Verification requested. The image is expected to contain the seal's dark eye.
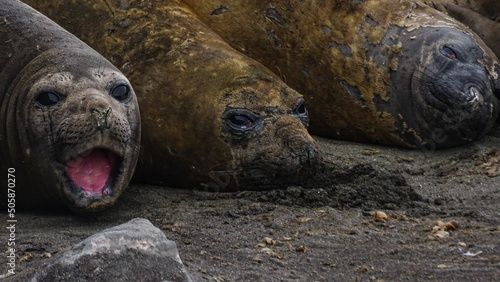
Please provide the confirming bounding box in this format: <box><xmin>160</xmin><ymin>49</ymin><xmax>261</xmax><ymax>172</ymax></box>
<box><xmin>293</xmin><ymin>98</ymin><xmax>307</xmax><ymax>117</ymax></box>
<box><xmin>229</xmin><ymin>114</ymin><xmax>254</xmax><ymax>129</ymax></box>
<box><xmin>111</xmin><ymin>84</ymin><xmax>131</xmax><ymax>102</ymax></box>
<box><xmin>443</xmin><ymin>46</ymin><xmax>458</xmax><ymax>59</ymax></box>
<box><xmin>35</xmin><ymin>92</ymin><xmax>62</xmax><ymax>107</ymax></box>
<box><xmin>225</xmin><ymin>110</ymin><xmax>259</xmax><ymax>133</ymax></box>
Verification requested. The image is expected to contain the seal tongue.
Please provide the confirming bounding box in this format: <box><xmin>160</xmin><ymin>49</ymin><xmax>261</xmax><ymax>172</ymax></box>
<box><xmin>65</xmin><ymin>149</ymin><xmax>116</xmax><ymax>194</ymax></box>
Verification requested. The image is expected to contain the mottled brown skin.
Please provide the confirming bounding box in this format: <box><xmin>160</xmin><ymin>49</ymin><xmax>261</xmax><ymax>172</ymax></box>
<box><xmin>184</xmin><ymin>0</ymin><xmax>500</xmax><ymax>149</ymax></box>
<box><xmin>24</xmin><ymin>0</ymin><xmax>319</xmax><ymax>191</ymax></box>
<box><xmin>1</xmin><ymin>0</ymin><xmax>140</xmax><ymax>212</ymax></box>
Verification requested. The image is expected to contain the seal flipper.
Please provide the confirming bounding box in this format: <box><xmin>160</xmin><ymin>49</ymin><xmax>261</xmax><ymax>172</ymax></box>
<box><xmin>66</xmin><ymin>149</ymin><xmax>116</xmax><ymax>194</ymax></box>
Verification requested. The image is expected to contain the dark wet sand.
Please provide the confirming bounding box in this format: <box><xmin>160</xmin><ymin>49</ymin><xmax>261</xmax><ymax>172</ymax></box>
<box><xmin>3</xmin><ymin>135</ymin><xmax>500</xmax><ymax>281</ymax></box>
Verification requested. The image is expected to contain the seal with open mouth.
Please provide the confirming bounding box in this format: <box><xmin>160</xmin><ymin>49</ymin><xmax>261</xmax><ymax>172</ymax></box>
<box><xmin>23</xmin><ymin>0</ymin><xmax>319</xmax><ymax>191</ymax></box>
<box><xmin>183</xmin><ymin>0</ymin><xmax>500</xmax><ymax>149</ymax></box>
<box><xmin>0</xmin><ymin>0</ymin><xmax>140</xmax><ymax>211</ymax></box>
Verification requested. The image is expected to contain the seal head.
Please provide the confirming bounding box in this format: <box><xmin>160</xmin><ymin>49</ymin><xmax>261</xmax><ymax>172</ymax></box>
<box><xmin>385</xmin><ymin>25</ymin><xmax>500</xmax><ymax>148</ymax></box>
<box><xmin>217</xmin><ymin>77</ymin><xmax>318</xmax><ymax>190</ymax></box>
<box><xmin>1</xmin><ymin>0</ymin><xmax>140</xmax><ymax>212</ymax></box>
<box><xmin>9</xmin><ymin>48</ymin><xmax>140</xmax><ymax>212</ymax></box>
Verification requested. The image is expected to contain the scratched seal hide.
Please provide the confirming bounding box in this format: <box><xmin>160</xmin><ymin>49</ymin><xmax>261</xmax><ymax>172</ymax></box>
<box><xmin>0</xmin><ymin>0</ymin><xmax>140</xmax><ymax>212</ymax></box>
<box><xmin>24</xmin><ymin>0</ymin><xmax>320</xmax><ymax>191</ymax></box>
<box><xmin>426</xmin><ymin>0</ymin><xmax>500</xmax><ymax>61</ymax></box>
<box><xmin>185</xmin><ymin>0</ymin><xmax>500</xmax><ymax>149</ymax></box>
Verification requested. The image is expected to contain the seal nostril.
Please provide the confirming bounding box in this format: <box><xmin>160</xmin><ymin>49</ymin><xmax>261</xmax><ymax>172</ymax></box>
<box><xmin>307</xmin><ymin>144</ymin><xmax>315</xmax><ymax>166</ymax></box>
<box><xmin>92</xmin><ymin>107</ymin><xmax>113</xmax><ymax>130</ymax></box>
<box><xmin>467</xmin><ymin>86</ymin><xmax>480</xmax><ymax>102</ymax></box>
<box><xmin>293</xmin><ymin>98</ymin><xmax>307</xmax><ymax>118</ymax></box>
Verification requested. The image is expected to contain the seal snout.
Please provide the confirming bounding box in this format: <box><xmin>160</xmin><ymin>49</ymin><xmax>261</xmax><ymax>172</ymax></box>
<box><xmin>287</xmin><ymin>131</ymin><xmax>320</xmax><ymax>167</ymax></box>
<box><xmin>276</xmin><ymin>116</ymin><xmax>321</xmax><ymax>169</ymax></box>
<box><xmin>306</xmin><ymin>141</ymin><xmax>320</xmax><ymax>167</ymax></box>
<box><xmin>55</xmin><ymin>91</ymin><xmax>134</xmax><ymax>205</ymax></box>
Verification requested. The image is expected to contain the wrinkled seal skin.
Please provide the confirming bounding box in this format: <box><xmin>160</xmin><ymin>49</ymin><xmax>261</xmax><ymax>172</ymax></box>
<box><xmin>427</xmin><ymin>0</ymin><xmax>500</xmax><ymax>60</ymax></box>
<box><xmin>184</xmin><ymin>0</ymin><xmax>500</xmax><ymax>149</ymax></box>
<box><xmin>24</xmin><ymin>0</ymin><xmax>320</xmax><ymax>191</ymax></box>
<box><xmin>0</xmin><ymin>0</ymin><xmax>140</xmax><ymax>212</ymax></box>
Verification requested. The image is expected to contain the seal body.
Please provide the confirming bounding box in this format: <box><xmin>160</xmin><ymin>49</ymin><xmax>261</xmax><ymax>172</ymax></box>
<box><xmin>1</xmin><ymin>0</ymin><xmax>140</xmax><ymax>211</ymax></box>
<box><xmin>24</xmin><ymin>0</ymin><xmax>320</xmax><ymax>191</ymax></box>
<box><xmin>184</xmin><ymin>0</ymin><xmax>500</xmax><ymax>149</ymax></box>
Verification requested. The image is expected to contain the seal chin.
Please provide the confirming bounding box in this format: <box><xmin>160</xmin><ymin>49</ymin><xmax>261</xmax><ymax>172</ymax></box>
<box><xmin>237</xmin><ymin>148</ymin><xmax>318</xmax><ymax>189</ymax></box>
<box><xmin>62</xmin><ymin>148</ymin><xmax>124</xmax><ymax>211</ymax></box>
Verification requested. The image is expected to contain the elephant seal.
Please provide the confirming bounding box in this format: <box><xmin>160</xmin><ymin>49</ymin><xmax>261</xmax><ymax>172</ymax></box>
<box><xmin>24</xmin><ymin>0</ymin><xmax>319</xmax><ymax>191</ymax></box>
<box><xmin>0</xmin><ymin>0</ymin><xmax>140</xmax><ymax>212</ymax></box>
<box><xmin>184</xmin><ymin>0</ymin><xmax>500</xmax><ymax>149</ymax></box>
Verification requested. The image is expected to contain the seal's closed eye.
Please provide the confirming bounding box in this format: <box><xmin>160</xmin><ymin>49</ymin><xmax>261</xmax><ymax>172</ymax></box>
<box><xmin>443</xmin><ymin>46</ymin><xmax>458</xmax><ymax>59</ymax></box>
<box><xmin>35</xmin><ymin>91</ymin><xmax>62</xmax><ymax>107</ymax></box>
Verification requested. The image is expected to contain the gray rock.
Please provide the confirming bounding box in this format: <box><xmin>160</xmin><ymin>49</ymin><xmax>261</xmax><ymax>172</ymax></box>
<box><xmin>31</xmin><ymin>218</ymin><xmax>196</xmax><ymax>282</ymax></box>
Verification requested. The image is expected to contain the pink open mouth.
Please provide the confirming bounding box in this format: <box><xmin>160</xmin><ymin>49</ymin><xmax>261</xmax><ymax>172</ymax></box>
<box><xmin>65</xmin><ymin>149</ymin><xmax>117</xmax><ymax>195</ymax></box>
